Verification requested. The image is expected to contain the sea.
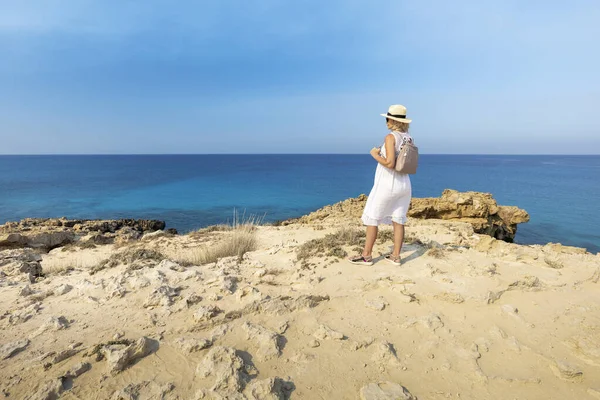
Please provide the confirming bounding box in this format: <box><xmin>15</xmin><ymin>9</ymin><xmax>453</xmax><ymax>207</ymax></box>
<box><xmin>0</xmin><ymin>155</ymin><xmax>598</xmax><ymax>253</ymax></box>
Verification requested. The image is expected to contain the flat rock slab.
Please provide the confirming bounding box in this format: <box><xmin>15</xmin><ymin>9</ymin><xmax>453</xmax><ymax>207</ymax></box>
<box><xmin>550</xmin><ymin>360</ymin><xmax>583</xmax><ymax>381</ymax></box>
<box><xmin>360</xmin><ymin>382</ymin><xmax>416</xmax><ymax>400</ymax></box>
<box><xmin>102</xmin><ymin>336</ymin><xmax>157</xmax><ymax>374</ymax></box>
<box><xmin>174</xmin><ymin>337</ymin><xmax>212</xmax><ymax>353</ymax></box>
<box><xmin>1</xmin><ymin>339</ymin><xmax>30</xmax><ymax>360</ymax></box>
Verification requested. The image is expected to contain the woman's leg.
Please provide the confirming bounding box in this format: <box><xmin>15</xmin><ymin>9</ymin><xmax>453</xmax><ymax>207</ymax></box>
<box><xmin>363</xmin><ymin>225</ymin><xmax>378</xmax><ymax>257</ymax></box>
<box><xmin>391</xmin><ymin>222</ymin><xmax>405</xmax><ymax>256</ymax></box>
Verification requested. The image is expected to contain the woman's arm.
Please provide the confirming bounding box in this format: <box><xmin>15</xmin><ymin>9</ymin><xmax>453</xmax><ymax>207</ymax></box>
<box><xmin>369</xmin><ymin>134</ymin><xmax>396</xmax><ymax>169</ymax></box>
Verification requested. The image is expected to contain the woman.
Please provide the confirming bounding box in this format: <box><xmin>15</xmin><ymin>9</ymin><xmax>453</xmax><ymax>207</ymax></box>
<box><xmin>349</xmin><ymin>104</ymin><xmax>413</xmax><ymax>266</ymax></box>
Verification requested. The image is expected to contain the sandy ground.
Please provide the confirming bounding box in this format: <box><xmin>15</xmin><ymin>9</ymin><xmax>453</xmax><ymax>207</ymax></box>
<box><xmin>1</xmin><ymin>218</ymin><xmax>600</xmax><ymax>399</ymax></box>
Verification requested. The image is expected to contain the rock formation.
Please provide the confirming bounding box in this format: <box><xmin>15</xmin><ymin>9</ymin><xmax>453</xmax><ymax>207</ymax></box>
<box><xmin>281</xmin><ymin>189</ymin><xmax>530</xmax><ymax>242</ymax></box>
<box><xmin>0</xmin><ymin>218</ymin><xmax>174</xmax><ymax>251</ymax></box>
<box><xmin>409</xmin><ymin>189</ymin><xmax>530</xmax><ymax>241</ymax></box>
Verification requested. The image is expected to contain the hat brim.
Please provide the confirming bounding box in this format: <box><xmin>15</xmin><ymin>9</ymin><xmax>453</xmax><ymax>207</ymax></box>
<box><xmin>381</xmin><ymin>114</ymin><xmax>411</xmax><ymax>123</ymax></box>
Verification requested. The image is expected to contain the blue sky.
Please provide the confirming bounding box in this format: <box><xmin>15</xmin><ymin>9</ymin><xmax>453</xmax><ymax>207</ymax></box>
<box><xmin>1</xmin><ymin>1</ymin><xmax>599</xmax><ymax>154</ymax></box>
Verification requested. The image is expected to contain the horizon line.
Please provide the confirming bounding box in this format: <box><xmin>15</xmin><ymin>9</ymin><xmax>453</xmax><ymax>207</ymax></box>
<box><xmin>1</xmin><ymin>153</ymin><xmax>599</xmax><ymax>157</ymax></box>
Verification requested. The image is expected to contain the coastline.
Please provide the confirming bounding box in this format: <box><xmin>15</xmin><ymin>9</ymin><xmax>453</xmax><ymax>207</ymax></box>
<box><xmin>3</xmin><ymin>154</ymin><xmax>599</xmax><ymax>253</ymax></box>
<box><xmin>1</xmin><ymin>191</ymin><xmax>599</xmax><ymax>399</ymax></box>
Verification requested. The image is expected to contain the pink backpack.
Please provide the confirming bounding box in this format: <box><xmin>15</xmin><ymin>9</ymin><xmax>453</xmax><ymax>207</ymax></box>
<box><xmin>394</xmin><ymin>135</ymin><xmax>419</xmax><ymax>174</ymax></box>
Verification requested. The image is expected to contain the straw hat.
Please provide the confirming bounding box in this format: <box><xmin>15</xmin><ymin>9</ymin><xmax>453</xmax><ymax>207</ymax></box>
<box><xmin>380</xmin><ymin>104</ymin><xmax>412</xmax><ymax>123</ymax></box>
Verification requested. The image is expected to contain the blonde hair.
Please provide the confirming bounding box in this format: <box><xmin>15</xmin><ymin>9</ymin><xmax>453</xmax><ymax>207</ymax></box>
<box><xmin>386</xmin><ymin>119</ymin><xmax>409</xmax><ymax>133</ymax></box>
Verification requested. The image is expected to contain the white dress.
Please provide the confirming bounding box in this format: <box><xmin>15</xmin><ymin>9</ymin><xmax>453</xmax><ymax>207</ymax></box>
<box><xmin>361</xmin><ymin>131</ymin><xmax>412</xmax><ymax>226</ymax></box>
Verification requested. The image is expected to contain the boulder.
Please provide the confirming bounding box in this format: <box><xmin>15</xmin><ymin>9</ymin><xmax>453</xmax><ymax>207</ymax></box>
<box><xmin>0</xmin><ymin>248</ymin><xmax>43</xmax><ymax>282</ymax></box>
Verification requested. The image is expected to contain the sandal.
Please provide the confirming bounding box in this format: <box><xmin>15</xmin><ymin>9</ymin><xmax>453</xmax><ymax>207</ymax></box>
<box><xmin>348</xmin><ymin>254</ymin><xmax>374</xmax><ymax>266</ymax></box>
<box><xmin>385</xmin><ymin>254</ymin><xmax>401</xmax><ymax>266</ymax></box>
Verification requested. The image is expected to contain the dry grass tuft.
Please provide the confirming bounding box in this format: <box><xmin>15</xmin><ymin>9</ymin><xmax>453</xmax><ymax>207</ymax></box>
<box><xmin>404</xmin><ymin>234</ymin><xmax>424</xmax><ymax>246</ymax></box>
<box><xmin>90</xmin><ymin>248</ymin><xmax>165</xmax><ymax>274</ymax></box>
<box><xmin>297</xmin><ymin>226</ymin><xmax>366</xmax><ymax>262</ymax></box>
<box><xmin>42</xmin><ymin>254</ymin><xmax>104</xmax><ymax>275</ymax></box>
<box><xmin>426</xmin><ymin>246</ymin><xmax>446</xmax><ymax>259</ymax></box>
<box><xmin>377</xmin><ymin>229</ymin><xmax>394</xmax><ymax>244</ymax></box>
<box><xmin>544</xmin><ymin>256</ymin><xmax>564</xmax><ymax>269</ymax></box>
<box><xmin>176</xmin><ymin>213</ymin><xmax>262</xmax><ymax>266</ymax></box>
<box><xmin>190</xmin><ymin>224</ymin><xmax>233</xmax><ymax>238</ymax></box>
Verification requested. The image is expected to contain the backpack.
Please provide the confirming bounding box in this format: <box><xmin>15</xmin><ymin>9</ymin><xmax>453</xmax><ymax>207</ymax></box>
<box><xmin>394</xmin><ymin>135</ymin><xmax>419</xmax><ymax>174</ymax></box>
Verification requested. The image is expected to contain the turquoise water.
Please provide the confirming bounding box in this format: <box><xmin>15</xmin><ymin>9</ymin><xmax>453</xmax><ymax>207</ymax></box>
<box><xmin>0</xmin><ymin>155</ymin><xmax>598</xmax><ymax>253</ymax></box>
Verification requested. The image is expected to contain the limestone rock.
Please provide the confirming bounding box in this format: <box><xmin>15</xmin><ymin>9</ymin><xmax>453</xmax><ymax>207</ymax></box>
<box><xmin>7</xmin><ymin>302</ymin><xmax>42</xmax><ymax>325</ymax></box>
<box><xmin>174</xmin><ymin>337</ymin><xmax>212</xmax><ymax>353</ymax></box>
<box><xmin>219</xmin><ymin>275</ymin><xmax>239</xmax><ymax>294</ymax></box>
<box><xmin>236</xmin><ymin>286</ymin><xmax>264</xmax><ymax>303</ymax></box>
<box><xmin>242</xmin><ymin>322</ymin><xmax>281</xmax><ymax>361</ymax></box>
<box><xmin>49</xmin><ymin>343</ymin><xmax>83</xmax><ymax>364</ymax></box>
<box><xmin>143</xmin><ymin>285</ymin><xmax>179</xmax><ymax>308</ymax></box>
<box><xmin>0</xmin><ymin>218</ymin><xmax>169</xmax><ymax>251</ymax></box>
<box><xmin>31</xmin><ymin>316</ymin><xmax>70</xmax><ymax>337</ymax></box>
<box><xmin>1</xmin><ymin>339</ymin><xmax>30</xmax><ymax>360</ymax></box>
<box><xmin>102</xmin><ymin>337</ymin><xmax>157</xmax><ymax>374</ymax></box>
<box><xmin>486</xmin><ymin>290</ymin><xmax>505</xmax><ymax>304</ymax></box>
<box><xmin>0</xmin><ymin>230</ymin><xmax>74</xmax><ymax>251</ymax></box>
<box><xmin>550</xmin><ymin>360</ymin><xmax>583</xmax><ymax>381</ymax></box>
<box><xmin>184</xmin><ymin>293</ymin><xmax>203</xmax><ymax>307</ymax></box>
<box><xmin>313</xmin><ymin>325</ymin><xmax>345</xmax><ymax>340</ymax></box>
<box><xmin>565</xmin><ymin>335</ymin><xmax>600</xmax><ymax>366</ymax></box>
<box><xmin>507</xmin><ymin>276</ymin><xmax>543</xmax><ymax>291</ymax></box>
<box><xmin>105</xmin><ymin>282</ymin><xmax>127</xmax><ymax>299</ymax></box>
<box><xmin>26</xmin><ymin>379</ymin><xmax>64</xmax><ymax>400</ymax></box>
<box><xmin>365</xmin><ymin>297</ymin><xmax>387</xmax><ymax>311</ymax></box>
<box><xmin>19</xmin><ymin>285</ymin><xmax>35</xmax><ymax>297</ymax></box>
<box><xmin>245</xmin><ymin>378</ymin><xmax>290</xmax><ymax>400</ymax></box>
<box><xmin>112</xmin><ymin>381</ymin><xmax>175</xmax><ymax>400</ymax></box>
<box><xmin>360</xmin><ymin>381</ymin><xmax>416</xmax><ymax>400</ymax></box>
<box><xmin>158</xmin><ymin>259</ymin><xmax>185</xmax><ymax>271</ymax></box>
<box><xmin>0</xmin><ymin>249</ymin><xmax>43</xmax><ymax>282</ymax></box>
<box><xmin>53</xmin><ymin>284</ymin><xmax>73</xmax><ymax>296</ymax></box>
<box><xmin>274</xmin><ymin>321</ymin><xmax>289</xmax><ymax>334</ymax></box>
<box><xmin>419</xmin><ymin>314</ymin><xmax>444</xmax><ymax>332</ymax></box>
<box><xmin>434</xmin><ymin>292</ymin><xmax>465</xmax><ymax>304</ymax></box>
<box><xmin>193</xmin><ymin>305</ymin><xmax>222</xmax><ymax>323</ymax></box>
<box><xmin>280</xmin><ymin>189</ymin><xmax>529</xmax><ymax>242</ymax></box>
<box><xmin>64</xmin><ymin>362</ymin><xmax>91</xmax><ymax>378</ymax></box>
<box><xmin>196</xmin><ymin>346</ymin><xmax>247</xmax><ymax>395</ymax></box>
<box><xmin>372</xmin><ymin>341</ymin><xmax>401</xmax><ymax>365</ymax></box>
<box><xmin>114</xmin><ymin>227</ymin><xmax>142</xmax><ymax>244</ymax></box>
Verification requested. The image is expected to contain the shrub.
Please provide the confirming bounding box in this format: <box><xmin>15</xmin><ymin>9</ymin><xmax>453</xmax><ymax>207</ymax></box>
<box><xmin>296</xmin><ymin>227</ymin><xmax>366</xmax><ymax>261</ymax></box>
<box><xmin>426</xmin><ymin>247</ymin><xmax>446</xmax><ymax>259</ymax></box>
<box><xmin>90</xmin><ymin>248</ymin><xmax>165</xmax><ymax>274</ymax></box>
<box><xmin>377</xmin><ymin>230</ymin><xmax>394</xmax><ymax>244</ymax></box>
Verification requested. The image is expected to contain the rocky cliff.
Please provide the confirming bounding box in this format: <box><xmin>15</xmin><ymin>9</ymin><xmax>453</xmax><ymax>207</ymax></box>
<box><xmin>0</xmin><ymin>218</ymin><xmax>172</xmax><ymax>252</ymax></box>
<box><xmin>281</xmin><ymin>189</ymin><xmax>530</xmax><ymax>242</ymax></box>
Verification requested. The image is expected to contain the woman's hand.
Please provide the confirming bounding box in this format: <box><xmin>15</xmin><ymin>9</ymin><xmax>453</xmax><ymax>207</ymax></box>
<box><xmin>370</xmin><ymin>147</ymin><xmax>381</xmax><ymax>157</ymax></box>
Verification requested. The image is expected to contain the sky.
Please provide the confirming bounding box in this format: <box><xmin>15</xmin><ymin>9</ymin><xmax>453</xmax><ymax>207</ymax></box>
<box><xmin>1</xmin><ymin>0</ymin><xmax>599</xmax><ymax>154</ymax></box>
